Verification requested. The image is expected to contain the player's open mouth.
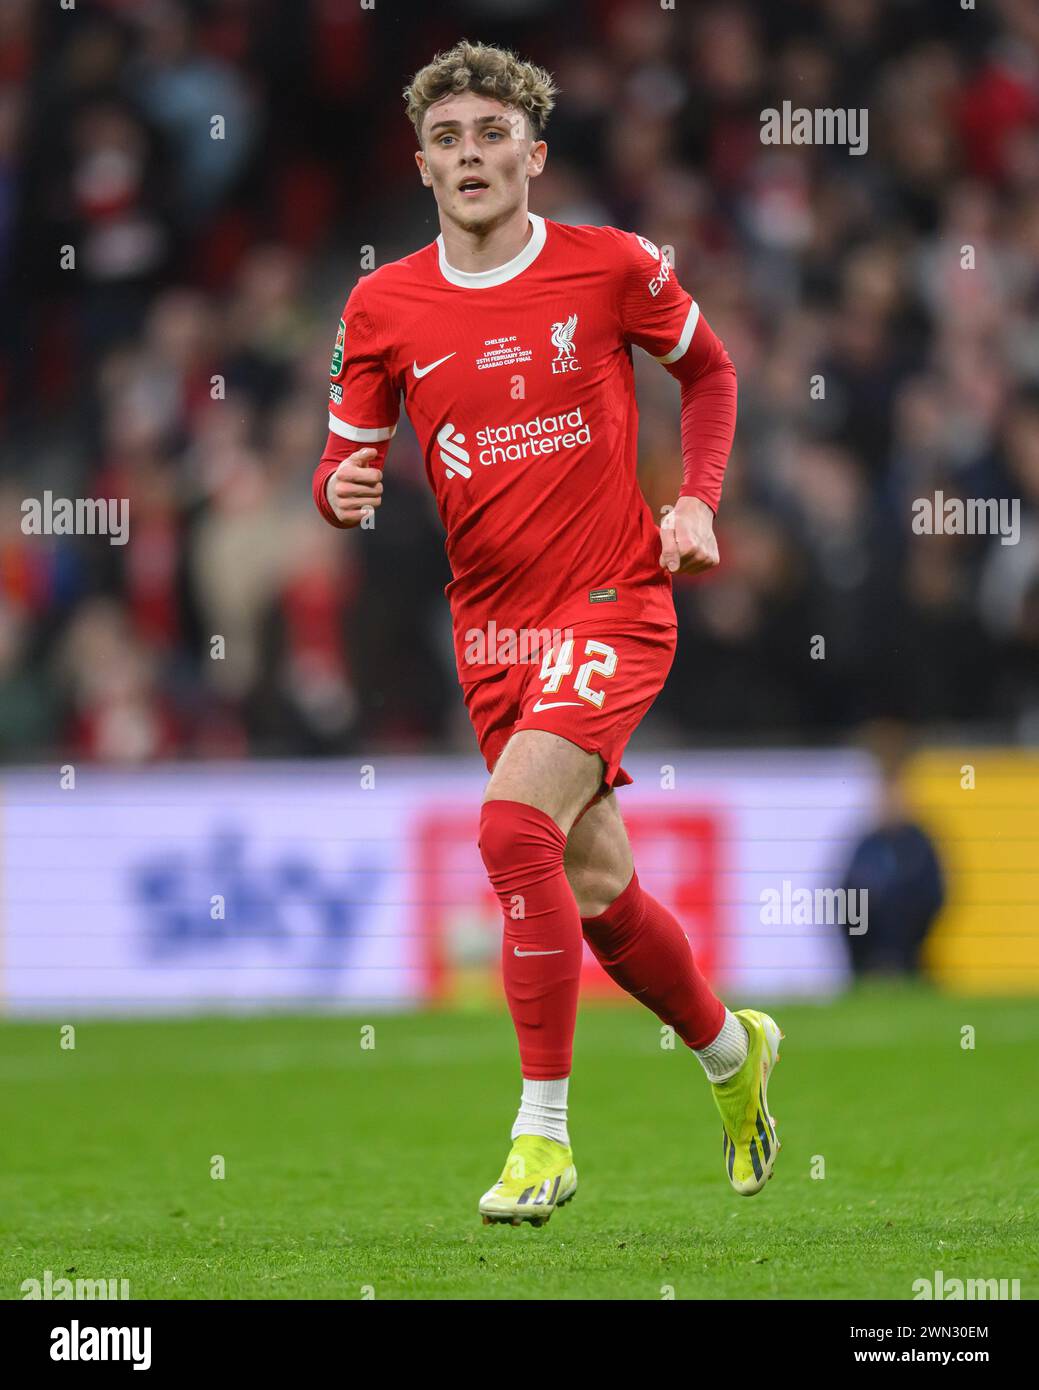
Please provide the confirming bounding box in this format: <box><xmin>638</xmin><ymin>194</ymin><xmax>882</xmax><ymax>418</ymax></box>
<box><xmin>458</xmin><ymin>178</ymin><xmax>489</xmax><ymax>196</ymax></box>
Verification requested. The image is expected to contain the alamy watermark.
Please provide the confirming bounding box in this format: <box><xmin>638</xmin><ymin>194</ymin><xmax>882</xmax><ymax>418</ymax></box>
<box><xmin>463</xmin><ymin>622</ymin><xmax>574</xmax><ymax>667</ymax></box>
<box><xmin>50</xmin><ymin>1321</ymin><xmax>151</xmax><ymax>1370</ymax></box>
<box><xmin>760</xmin><ymin>881</ymin><xmax>868</xmax><ymax>934</ymax></box>
<box><xmin>21</xmin><ymin>492</ymin><xmax>129</xmax><ymax>546</ymax></box>
<box><xmin>21</xmin><ymin>1268</ymin><xmax>130</xmax><ymax>1299</ymax></box>
<box><xmin>913</xmin><ymin>1269</ymin><xmax>1020</xmax><ymax>1300</ymax></box>
<box><xmin>760</xmin><ymin>101</ymin><xmax>868</xmax><ymax>156</ymax></box>
<box><xmin>911</xmin><ymin>493</ymin><xmax>1020</xmax><ymax>545</ymax></box>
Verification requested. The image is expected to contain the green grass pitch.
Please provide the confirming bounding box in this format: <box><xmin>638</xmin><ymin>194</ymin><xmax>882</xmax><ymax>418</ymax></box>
<box><xmin>1</xmin><ymin>985</ymin><xmax>1035</xmax><ymax>1300</ymax></box>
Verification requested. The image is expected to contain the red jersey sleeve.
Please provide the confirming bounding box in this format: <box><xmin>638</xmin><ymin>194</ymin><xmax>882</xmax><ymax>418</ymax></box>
<box><xmin>327</xmin><ymin>282</ymin><xmax>399</xmax><ymax>446</ymax></box>
<box><xmin>611</xmin><ymin>229</ymin><xmax>737</xmax><ymax>513</ymax></box>
<box><xmin>314</xmin><ymin>282</ymin><xmax>398</xmax><ymax>527</ymax></box>
<box><xmin>612</xmin><ymin>229</ymin><xmax>700</xmax><ymax>365</ymax></box>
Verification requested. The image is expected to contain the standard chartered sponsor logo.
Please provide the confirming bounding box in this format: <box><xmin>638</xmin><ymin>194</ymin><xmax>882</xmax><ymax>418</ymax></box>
<box><xmin>475</xmin><ymin>406</ymin><xmax>591</xmax><ymax>467</ymax></box>
<box><xmin>436</xmin><ymin>422</ymin><xmax>472</xmax><ymax>479</ymax></box>
<box><xmin>438</xmin><ymin>407</ymin><xmax>592</xmax><ymax>480</ymax></box>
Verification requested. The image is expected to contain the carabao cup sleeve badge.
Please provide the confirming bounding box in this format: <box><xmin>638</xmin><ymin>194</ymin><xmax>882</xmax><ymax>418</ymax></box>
<box><xmin>330</xmin><ymin>318</ymin><xmax>346</xmax><ymax>378</ymax></box>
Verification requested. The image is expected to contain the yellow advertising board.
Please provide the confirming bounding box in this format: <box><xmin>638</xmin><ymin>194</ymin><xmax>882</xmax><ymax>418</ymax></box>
<box><xmin>905</xmin><ymin>751</ymin><xmax>1039</xmax><ymax>992</ymax></box>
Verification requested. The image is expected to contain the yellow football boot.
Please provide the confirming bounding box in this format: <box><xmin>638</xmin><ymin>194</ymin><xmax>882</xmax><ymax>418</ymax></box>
<box><xmin>712</xmin><ymin>1009</ymin><xmax>784</xmax><ymax>1195</ymax></box>
<box><xmin>479</xmin><ymin>1134</ymin><xmax>577</xmax><ymax>1227</ymax></box>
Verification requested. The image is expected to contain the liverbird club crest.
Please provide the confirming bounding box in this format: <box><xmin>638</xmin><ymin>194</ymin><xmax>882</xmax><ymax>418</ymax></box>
<box><xmin>550</xmin><ymin>313</ymin><xmax>581</xmax><ymax>374</ymax></box>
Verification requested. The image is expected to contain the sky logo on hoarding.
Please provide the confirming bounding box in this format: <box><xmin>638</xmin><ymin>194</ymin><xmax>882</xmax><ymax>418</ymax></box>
<box><xmin>132</xmin><ymin>828</ymin><xmax>382</xmax><ymax>984</ymax></box>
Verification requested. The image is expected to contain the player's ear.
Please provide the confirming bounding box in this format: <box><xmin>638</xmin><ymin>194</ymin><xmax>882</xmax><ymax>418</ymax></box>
<box><xmin>415</xmin><ymin>149</ymin><xmax>432</xmax><ymax>186</ymax></box>
<box><xmin>527</xmin><ymin>140</ymin><xmax>547</xmax><ymax>180</ymax></box>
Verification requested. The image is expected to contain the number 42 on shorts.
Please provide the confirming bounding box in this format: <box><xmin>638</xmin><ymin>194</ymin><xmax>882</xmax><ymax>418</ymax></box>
<box><xmin>534</xmin><ymin>638</ymin><xmax>617</xmax><ymax>710</ymax></box>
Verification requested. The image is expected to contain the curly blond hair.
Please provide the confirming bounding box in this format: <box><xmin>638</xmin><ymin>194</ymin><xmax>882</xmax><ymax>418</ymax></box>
<box><xmin>404</xmin><ymin>40</ymin><xmax>557</xmax><ymax>144</ymax></box>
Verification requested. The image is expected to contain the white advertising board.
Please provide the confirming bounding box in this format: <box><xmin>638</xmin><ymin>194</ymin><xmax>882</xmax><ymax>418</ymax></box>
<box><xmin>0</xmin><ymin>752</ymin><xmax>877</xmax><ymax>1015</ymax></box>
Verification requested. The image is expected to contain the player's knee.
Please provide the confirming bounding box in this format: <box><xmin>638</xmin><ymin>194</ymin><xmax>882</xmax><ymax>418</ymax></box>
<box><xmin>477</xmin><ymin>799</ymin><xmax>511</xmax><ymax>874</ymax></box>
<box><xmin>478</xmin><ymin>798</ymin><xmax>566</xmax><ymax>882</ymax></box>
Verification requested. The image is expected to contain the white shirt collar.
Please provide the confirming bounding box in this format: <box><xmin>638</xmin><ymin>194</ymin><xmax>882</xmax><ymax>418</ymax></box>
<box><xmin>436</xmin><ymin>212</ymin><xmax>547</xmax><ymax>288</ymax></box>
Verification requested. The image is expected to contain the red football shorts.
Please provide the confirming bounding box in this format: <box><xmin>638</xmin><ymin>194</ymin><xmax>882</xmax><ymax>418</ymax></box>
<box><xmin>461</xmin><ymin>617</ymin><xmax>678</xmax><ymax>804</ymax></box>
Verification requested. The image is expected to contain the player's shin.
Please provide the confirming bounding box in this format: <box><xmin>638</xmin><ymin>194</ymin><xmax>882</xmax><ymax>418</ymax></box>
<box><xmin>580</xmin><ymin>869</ymin><xmax>726</xmax><ymax>1051</ymax></box>
<box><xmin>478</xmin><ymin>799</ymin><xmax>583</xmax><ymax>1097</ymax></box>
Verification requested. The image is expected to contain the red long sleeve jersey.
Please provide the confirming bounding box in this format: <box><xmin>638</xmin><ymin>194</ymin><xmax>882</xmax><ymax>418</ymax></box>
<box><xmin>314</xmin><ymin>213</ymin><xmax>735</xmax><ymax>684</ymax></box>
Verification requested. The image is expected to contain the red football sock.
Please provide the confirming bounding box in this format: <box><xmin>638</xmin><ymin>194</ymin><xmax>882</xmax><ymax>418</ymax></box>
<box><xmin>478</xmin><ymin>799</ymin><xmax>583</xmax><ymax>1081</ymax></box>
<box><xmin>581</xmin><ymin>870</ymin><xmax>725</xmax><ymax>1050</ymax></box>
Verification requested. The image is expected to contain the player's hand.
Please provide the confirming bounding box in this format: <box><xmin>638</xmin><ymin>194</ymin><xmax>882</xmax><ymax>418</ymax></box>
<box><xmin>325</xmin><ymin>447</ymin><xmax>383</xmax><ymax>526</ymax></box>
<box><xmin>658</xmin><ymin>496</ymin><xmax>719</xmax><ymax>574</ymax></box>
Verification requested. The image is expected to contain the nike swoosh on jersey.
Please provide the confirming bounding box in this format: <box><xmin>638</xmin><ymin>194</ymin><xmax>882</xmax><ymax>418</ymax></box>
<box><xmin>413</xmin><ymin>352</ymin><xmax>457</xmax><ymax>378</ymax></box>
<box><xmin>513</xmin><ymin>946</ymin><xmax>565</xmax><ymax>956</ymax></box>
<box><xmin>530</xmin><ymin>699</ymin><xmax>582</xmax><ymax>712</ymax></box>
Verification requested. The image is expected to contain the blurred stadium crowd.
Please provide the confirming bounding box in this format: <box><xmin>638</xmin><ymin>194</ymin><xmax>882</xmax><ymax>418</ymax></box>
<box><xmin>2</xmin><ymin>0</ymin><xmax>1039</xmax><ymax>763</ymax></box>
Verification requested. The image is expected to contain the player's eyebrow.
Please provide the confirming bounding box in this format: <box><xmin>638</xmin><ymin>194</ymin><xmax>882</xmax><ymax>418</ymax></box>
<box><xmin>428</xmin><ymin>115</ymin><xmax>510</xmax><ymax>132</ymax></box>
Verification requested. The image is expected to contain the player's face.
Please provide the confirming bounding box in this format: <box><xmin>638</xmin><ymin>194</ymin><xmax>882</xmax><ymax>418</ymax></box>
<box><xmin>415</xmin><ymin>91</ymin><xmax>546</xmax><ymax>231</ymax></box>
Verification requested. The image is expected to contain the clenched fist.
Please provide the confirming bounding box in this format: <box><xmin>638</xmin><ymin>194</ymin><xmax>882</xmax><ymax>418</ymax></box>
<box><xmin>658</xmin><ymin>495</ymin><xmax>720</xmax><ymax>575</ymax></box>
<box><xmin>325</xmin><ymin>447</ymin><xmax>383</xmax><ymax>527</ymax></box>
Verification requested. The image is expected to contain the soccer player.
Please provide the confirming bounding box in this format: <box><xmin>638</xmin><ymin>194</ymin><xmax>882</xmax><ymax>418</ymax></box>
<box><xmin>313</xmin><ymin>41</ymin><xmax>782</xmax><ymax>1225</ymax></box>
